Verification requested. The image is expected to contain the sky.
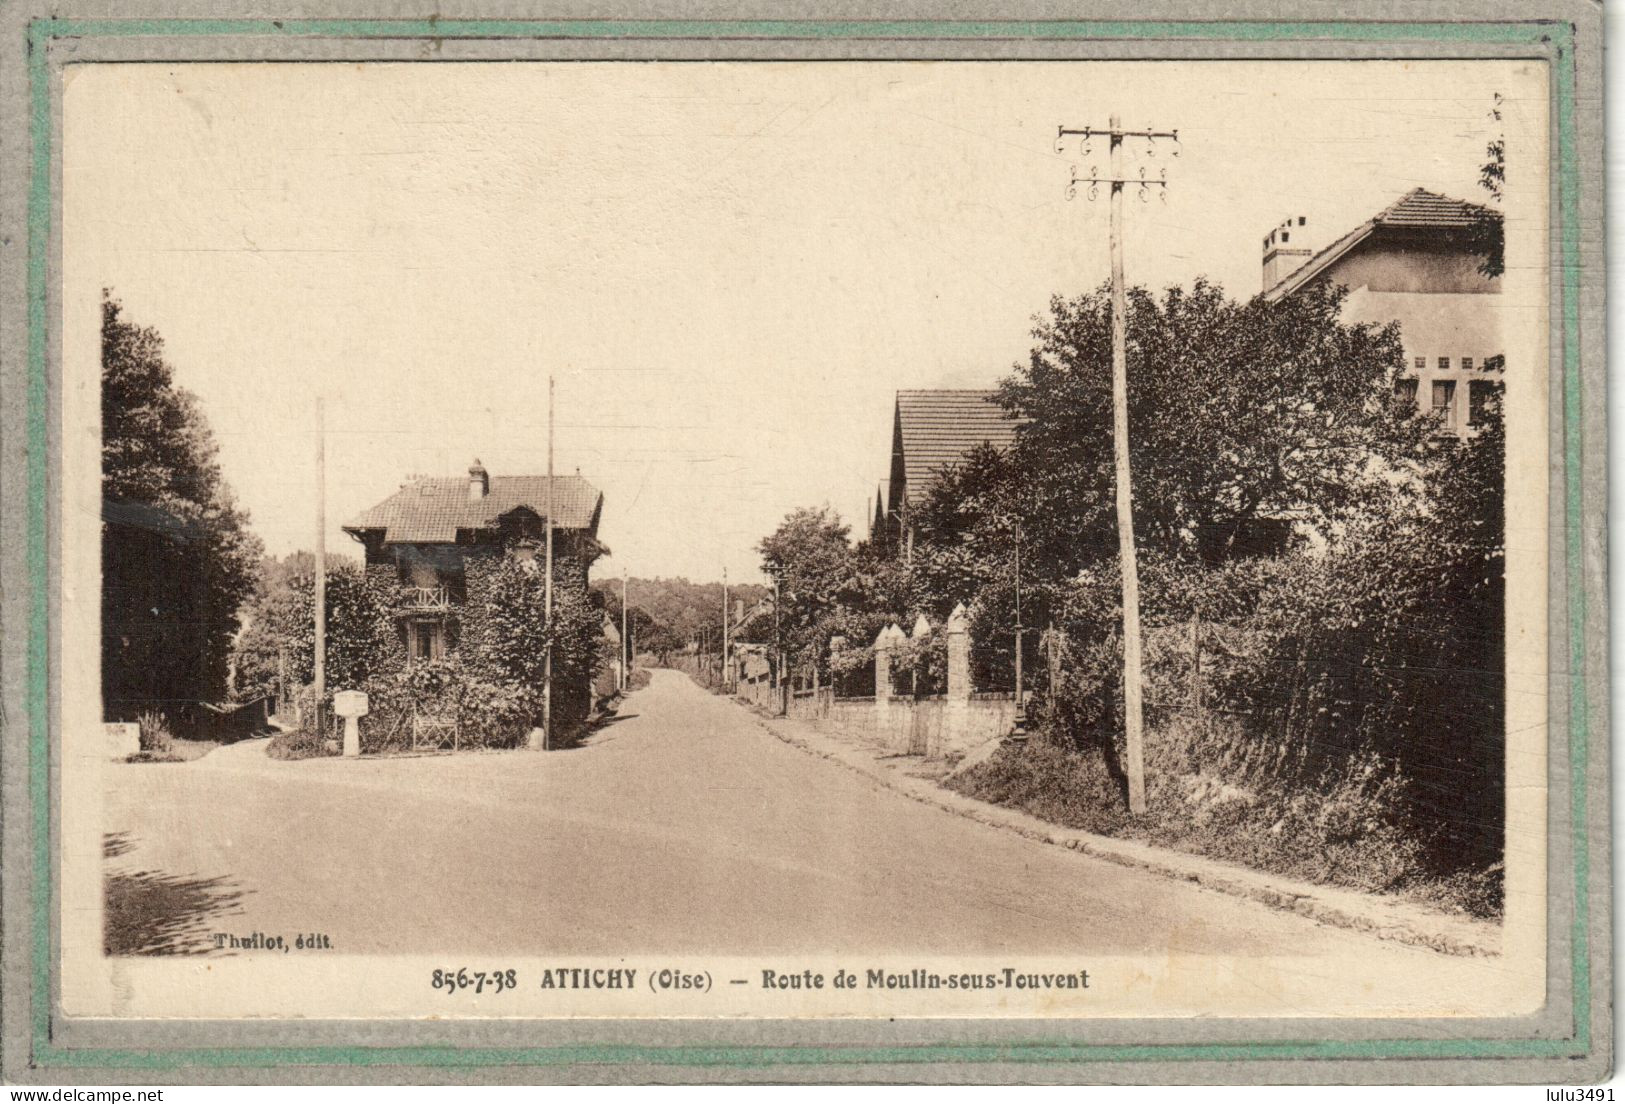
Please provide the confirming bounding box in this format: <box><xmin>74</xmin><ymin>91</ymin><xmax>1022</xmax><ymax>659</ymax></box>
<box><xmin>63</xmin><ymin>59</ymin><xmax>1546</xmax><ymax>585</ymax></box>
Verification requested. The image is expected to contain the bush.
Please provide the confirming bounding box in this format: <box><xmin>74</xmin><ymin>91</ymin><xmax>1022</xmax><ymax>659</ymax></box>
<box><xmin>136</xmin><ymin>710</ymin><xmax>174</xmax><ymax>756</ymax></box>
<box><xmin>266</xmin><ymin>727</ymin><xmax>332</xmax><ymax>760</ymax></box>
<box><xmin>947</xmin><ymin>741</ymin><xmax>1132</xmax><ymax>837</ymax></box>
<box><xmin>948</xmin><ymin>735</ymin><xmax>1501</xmax><ymax>919</ymax></box>
<box><xmin>354</xmin><ymin>660</ymin><xmax>538</xmax><ymax>753</ymax></box>
<box><xmin>1025</xmin><ymin>484</ymin><xmax>1505</xmax><ymax>901</ymax></box>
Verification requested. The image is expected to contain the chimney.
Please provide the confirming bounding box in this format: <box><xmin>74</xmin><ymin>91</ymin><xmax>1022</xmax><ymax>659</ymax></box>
<box><xmin>468</xmin><ymin>458</ymin><xmax>489</xmax><ymax>501</ymax></box>
<box><xmin>1262</xmin><ymin>215</ymin><xmax>1313</xmax><ymax>292</ymax></box>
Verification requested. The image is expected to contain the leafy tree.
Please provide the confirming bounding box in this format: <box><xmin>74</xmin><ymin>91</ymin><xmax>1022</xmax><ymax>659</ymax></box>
<box><xmin>230</xmin><ymin>555</ymin><xmax>387</xmax><ymax>702</ymax></box>
<box><xmin>1470</xmin><ymin>92</ymin><xmax>1506</xmax><ymax>280</ymax></box>
<box><xmin>757</xmin><ymin>507</ymin><xmax>858</xmax><ymax>669</ymax></box>
<box><xmin>102</xmin><ymin>292</ymin><xmax>262</xmax><ymax>716</ymax></box>
<box><xmin>590</xmin><ymin>576</ymin><xmax>769</xmax><ymax>663</ymax></box>
<box><xmin>906</xmin><ymin>443</ymin><xmax>1027</xmax><ymax>617</ymax></box>
<box><xmin>1000</xmin><ymin>279</ymin><xmax>1428</xmax><ymax>577</ymax></box>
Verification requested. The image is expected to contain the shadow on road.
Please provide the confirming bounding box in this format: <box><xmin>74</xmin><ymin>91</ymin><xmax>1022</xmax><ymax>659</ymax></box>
<box><xmin>550</xmin><ymin>694</ymin><xmax>644</xmax><ymax>751</ymax></box>
<box><xmin>103</xmin><ymin>832</ymin><xmax>249</xmax><ymax>956</ymax></box>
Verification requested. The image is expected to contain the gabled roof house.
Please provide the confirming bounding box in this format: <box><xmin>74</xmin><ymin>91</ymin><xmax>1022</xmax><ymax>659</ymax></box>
<box><xmin>343</xmin><ymin>461</ymin><xmax>604</xmax><ymax>664</ymax></box>
<box><xmin>876</xmin><ymin>389</ymin><xmax>1025</xmax><ymax>557</ymax></box>
<box><xmin>1262</xmin><ymin>187</ymin><xmax>1503</xmax><ymax>435</ymax></box>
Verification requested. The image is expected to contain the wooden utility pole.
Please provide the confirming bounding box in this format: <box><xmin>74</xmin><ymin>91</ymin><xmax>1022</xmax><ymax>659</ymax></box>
<box><xmin>721</xmin><ymin>566</ymin><xmax>730</xmax><ymax>692</ymax></box>
<box><xmin>1106</xmin><ymin>116</ymin><xmax>1145</xmax><ymax>815</ymax></box>
<box><xmin>770</xmin><ymin>569</ymin><xmax>786</xmax><ymax>716</ymax></box>
<box><xmin>621</xmin><ymin>569</ymin><xmax>629</xmax><ymax>690</ymax></box>
<box><xmin>1190</xmin><ymin>605</ymin><xmax>1203</xmax><ymax>717</ymax></box>
<box><xmin>313</xmin><ymin>396</ymin><xmax>326</xmax><ymax>738</ymax></box>
<box><xmin>1011</xmin><ymin>522</ymin><xmax>1026</xmax><ymax>739</ymax></box>
<box><xmin>1056</xmin><ymin>116</ymin><xmax>1177</xmax><ymax>815</ymax></box>
<box><xmin>542</xmin><ymin>374</ymin><xmax>555</xmax><ymax>750</ymax></box>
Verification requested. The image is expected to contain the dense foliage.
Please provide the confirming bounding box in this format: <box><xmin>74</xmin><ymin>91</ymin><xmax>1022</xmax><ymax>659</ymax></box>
<box><xmin>591</xmin><ymin>576</ymin><xmax>769</xmax><ymax>665</ymax></box>
<box><xmin>102</xmin><ymin>293</ymin><xmax>263</xmax><ymax>718</ymax></box>
<box><xmin>234</xmin><ymin>546</ymin><xmax>608</xmax><ymax>747</ymax></box>
<box><xmin>1001</xmin><ymin>279</ymin><xmax>1428</xmax><ymax>570</ymax></box>
<box><xmin>750</xmin><ymin>276</ymin><xmax>1506</xmax><ymax>907</ymax></box>
<box><xmin>463</xmin><ymin>555</ymin><xmax>606</xmax><ymax>731</ymax></box>
<box><xmin>231</xmin><ymin>553</ymin><xmax>386</xmax><ymax>702</ymax></box>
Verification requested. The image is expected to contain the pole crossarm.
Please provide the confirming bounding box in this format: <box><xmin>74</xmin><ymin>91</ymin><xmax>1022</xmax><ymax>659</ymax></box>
<box><xmin>1057</xmin><ymin>124</ymin><xmax>1179</xmax><ymax>141</ymax></box>
<box><xmin>1067</xmin><ymin>164</ymin><xmax>1169</xmax><ymax>203</ymax></box>
<box><xmin>1058</xmin><ymin>121</ymin><xmax>1177</xmax><ymax>204</ymax></box>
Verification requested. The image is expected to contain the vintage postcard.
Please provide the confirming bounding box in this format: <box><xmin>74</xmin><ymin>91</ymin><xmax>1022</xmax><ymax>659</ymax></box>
<box><xmin>0</xmin><ymin>4</ymin><xmax>1608</xmax><ymax>1086</ymax></box>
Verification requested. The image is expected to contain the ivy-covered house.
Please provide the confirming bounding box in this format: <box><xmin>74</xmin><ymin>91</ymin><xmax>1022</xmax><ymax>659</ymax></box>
<box><xmin>342</xmin><ymin>460</ymin><xmax>604</xmax><ymax>672</ymax></box>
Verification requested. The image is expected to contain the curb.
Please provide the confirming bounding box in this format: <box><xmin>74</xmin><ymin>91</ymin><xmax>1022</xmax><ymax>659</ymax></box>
<box><xmin>740</xmin><ymin>702</ymin><xmax>1500</xmax><ymax>959</ymax></box>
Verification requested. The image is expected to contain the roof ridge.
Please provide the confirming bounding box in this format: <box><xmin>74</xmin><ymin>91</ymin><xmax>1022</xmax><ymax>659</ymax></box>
<box><xmin>1265</xmin><ymin>187</ymin><xmax>1495</xmax><ymax>302</ymax></box>
<box><xmin>1374</xmin><ymin>186</ymin><xmax>1495</xmax><ymax>222</ymax></box>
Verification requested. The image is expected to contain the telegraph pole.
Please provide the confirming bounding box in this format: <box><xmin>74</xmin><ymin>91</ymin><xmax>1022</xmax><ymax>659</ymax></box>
<box><xmin>768</xmin><ymin>567</ymin><xmax>785</xmax><ymax>716</ymax></box>
<box><xmin>621</xmin><ymin>569</ymin><xmax>629</xmax><ymax>691</ymax></box>
<box><xmin>1056</xmin><ymin>116</ymin><xmax>1178</xmax><ymax>815</ymax></box>
<box><xmin>721</xmin><ymin>566</ymin><xmax>730</xmax><ymax>692</ymax></box>
<box><xmin>1011</xmin><ymin>522</ymin><xmax>1025</xmax><ymax>740</ymax></box>
<box><xmin>313</xmin><ymin>397</ymin><xmax>326</xmax><ymax>737</ymax></box>
<box><xmin>541</xmin><ymin>374</ymin><xmax>555</xmax><ymax>751</ymax></box>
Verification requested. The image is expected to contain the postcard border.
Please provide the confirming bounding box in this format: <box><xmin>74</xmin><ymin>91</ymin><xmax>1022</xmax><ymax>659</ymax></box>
<box><xmin>9</xmin><ymin>11</ymin><xmax>1605</xmax><ymax>1082</ymax></box>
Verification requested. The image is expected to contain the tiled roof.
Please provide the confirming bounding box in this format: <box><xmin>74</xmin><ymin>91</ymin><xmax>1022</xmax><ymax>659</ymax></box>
<box><xmin>344</xmin><ymin>474</ymin><xmax>602</xmax><ymax>544</ymax></box>
<box><xmin>1374</xmin><ymin>187</ymin><xmax>1494</xmax><ymax>229</ymax></box>
<box><xmin>896</xmin><ymin>389</ymin><xmax>1024</xmax><ymax>505</ymax></box>
<box><xmin>1264</xmin><ymin>188</ymin><xmax>1497</xmax><ymax>302</ymax></box>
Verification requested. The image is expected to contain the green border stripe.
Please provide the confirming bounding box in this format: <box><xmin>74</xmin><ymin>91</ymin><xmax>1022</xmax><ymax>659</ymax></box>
<box><xmin>28</xmin><ymin>17</ymin><xmax>1570</xmax><ymax>43</ymax></box>
<box><xmin>1556</xmin><ymin>21</ymin><xmax>1589</xmax><ymax>1047</ymax></box>
<box><xmin>31</xmin><ymin>1036</ymin><xmax>1587</xmax><ymax>1070</ymax></box>
<box><xmin>26</xmin><ymin>9</ymin><xmax>53</xmax><ymax>1060</ymax></box>
<box><xmin>25</xmin><ymin>17</ymin><xmax>1588</xmax><ymax>1071</ymax></box>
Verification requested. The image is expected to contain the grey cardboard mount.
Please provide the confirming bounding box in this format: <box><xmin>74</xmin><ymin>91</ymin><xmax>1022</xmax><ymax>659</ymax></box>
<box><xmin>0</xmin><ymin>0</ymin><xmax>1608</xmax><ymax>1086</ymax></box>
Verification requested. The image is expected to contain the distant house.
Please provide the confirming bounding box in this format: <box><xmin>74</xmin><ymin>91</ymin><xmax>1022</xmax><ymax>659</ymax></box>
<box><xmin>343</xmin><ymin>460</ymin><xmax>604</xmax><ymax>666</ymax></box>
<box><xmin>1262</xmin><ymin>187</ymin><xmax>1504</xmax><ymax>435</ymax></box>
<box><xmin>876</xmin><ymin>389</ymin><xmax>1025</xmax><ymax>558</ymax></box>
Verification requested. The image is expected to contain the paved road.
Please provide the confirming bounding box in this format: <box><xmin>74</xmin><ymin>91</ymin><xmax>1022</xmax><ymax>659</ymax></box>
<box><xmin>105</xmin><ymin>668</ymin><xmax>1450</xmax><ymax>959</ymax></box>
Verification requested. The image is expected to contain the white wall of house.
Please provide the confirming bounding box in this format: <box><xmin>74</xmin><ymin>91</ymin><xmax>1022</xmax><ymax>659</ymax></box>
<box><xmin>1335</xmin><ymin>244</ymin><xmax>1503</xmax><ymax>435</ymax></box>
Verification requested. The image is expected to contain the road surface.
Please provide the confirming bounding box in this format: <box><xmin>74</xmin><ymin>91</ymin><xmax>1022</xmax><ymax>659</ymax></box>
<box><xmin>104</xmin><ymin>668</ymin><xmax>1451</xmax><ymax>960</ymax></box>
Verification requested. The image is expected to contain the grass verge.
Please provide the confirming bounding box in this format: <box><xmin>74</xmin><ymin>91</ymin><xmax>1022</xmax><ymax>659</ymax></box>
<box><xmin>946</xmin><ymin>739</ymin><xmax>1502</xmax><ymax>921</ymax></box>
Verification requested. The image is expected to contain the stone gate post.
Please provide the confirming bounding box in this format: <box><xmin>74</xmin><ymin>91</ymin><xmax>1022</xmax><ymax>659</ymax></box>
<box><xmin>942</xmin><ymin>603</ymin><xmax>971</xmax><ymax>757</ymax></box>
<box><xmin>874</xmin><ymin>624</ymin><xmax>900</xmax><ymax>740</ymax></box>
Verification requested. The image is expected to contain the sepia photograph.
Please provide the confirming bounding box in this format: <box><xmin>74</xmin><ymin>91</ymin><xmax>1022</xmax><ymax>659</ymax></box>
<box><xmin>8</xmin><ymin>17</ymin><xmax>1591</xmax><ymax>1070</ymax></box>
